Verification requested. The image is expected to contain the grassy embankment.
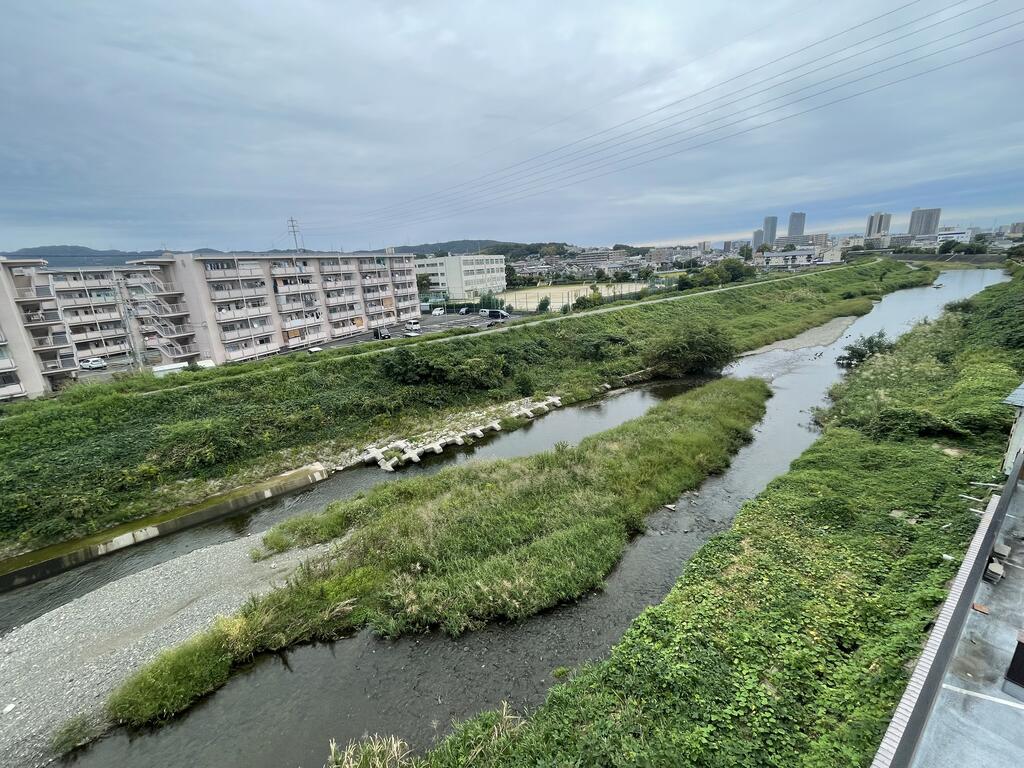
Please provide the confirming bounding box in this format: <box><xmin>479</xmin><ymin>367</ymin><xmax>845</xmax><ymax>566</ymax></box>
<box><xmin>101</xmin><ymin>375</ymin><xmax>771</xmax><ymax>727</ymax></box>
<box><xmin>319</xmin><ymin>267</ymin><xmax>1021</xmax><ymax>767</ymax></box>
<box><xmin>0</xmin><ymin>259</ymin><xmax>930</xmax><ymax>557</ymax></box>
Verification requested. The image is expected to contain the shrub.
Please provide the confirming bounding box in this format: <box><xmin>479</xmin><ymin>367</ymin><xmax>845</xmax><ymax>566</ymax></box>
<box><xmin>642</xmin><ymin>320</ymin><xmax>736</xmax><ymax>376</ymax></box>
<box><xmin>536</xmin><ymin>296</ymin><xmax>551</xmax><ymax>313</ymax></box>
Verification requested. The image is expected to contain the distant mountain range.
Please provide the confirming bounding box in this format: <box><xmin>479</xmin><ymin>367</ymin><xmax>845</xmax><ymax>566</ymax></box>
<box><xmin>1</xmin><ymin>240</ymin><xmax>508</xmax><ymax>267</ymax></box>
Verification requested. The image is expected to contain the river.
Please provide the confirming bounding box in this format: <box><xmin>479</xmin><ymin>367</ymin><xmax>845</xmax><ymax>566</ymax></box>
<box><xmin>56</xmin><ymin>268</ymin><xmax>1005</xmax><ymax>768</ymax></box>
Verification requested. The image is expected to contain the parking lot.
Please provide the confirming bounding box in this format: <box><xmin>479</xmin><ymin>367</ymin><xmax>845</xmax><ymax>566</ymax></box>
<box><xmin>320</xmin><ymin>309</ymin><xmax>521</xmax><ymax>350</ymax></box>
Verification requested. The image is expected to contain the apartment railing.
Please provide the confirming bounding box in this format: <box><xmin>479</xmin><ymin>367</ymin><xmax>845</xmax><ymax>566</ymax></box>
<box><xmin>52</xmin><ymin>277</ymin><xmax>114</xmax><ymax>289</ymax></box>
<box><xmin>21</xmin><ymin>309</ymin><xmax>62</xmax><ymax>325</ymax></box>
<box><xmin>0</xmin><ymin>382</ymin><xmax>26</xmax><ymax>399</ymax></box>
<box><xmin>16</xmin><ymin>286</ymin><xmax>54</xmax><ymax>299</ymax></box>
<box><xmin>214</xmin><ymin>305</ymin><xmax>271</xmax><ymax>321</ymax></box>
<box><xmin>271</xmin><ymin>265</ymin><xmax>314</xmax><ymax>276</ymax></box>
<box><xmin>0</xmin><ymin>357</ymin><xmax>16</xmax><ymax>371</ymax></box>
<box><xmin>40</xmin><ymin>358</ymin><xmax>77</xmax><ymax>372</ymax></box>
<box><xmin>276</xmin><ymin>282</ymin><xmax>320</xmax><ymax>294</ymax></box>
<box><xmin>31</xmin><ymin>334</ymin><xmax>70</xmax><ymax>349</ymax></box>
<box><xmin>65</xmin><ymin>310</ymin><xmax>121</xmax><ymax>324</ymax></box>
<box><xmin>204</xmin><ymin>267</ymin><xmax>263</xmax><ymax>280</ymax></box>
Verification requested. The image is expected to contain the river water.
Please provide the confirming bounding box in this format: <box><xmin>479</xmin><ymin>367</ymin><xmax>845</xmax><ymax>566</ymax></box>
<box><xmin>62</xmin><ymin>269</ymin><xmax>1005</xmax><ymax>768</ymax></box>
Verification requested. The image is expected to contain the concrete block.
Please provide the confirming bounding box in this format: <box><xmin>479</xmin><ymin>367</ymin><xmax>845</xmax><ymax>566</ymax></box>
<box><xmin>469</xmin><ymin>428</ymin><xmax>484</xmax><ymax>438</ymax></box>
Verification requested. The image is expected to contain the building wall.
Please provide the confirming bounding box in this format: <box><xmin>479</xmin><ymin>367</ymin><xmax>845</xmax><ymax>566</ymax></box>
<box><xmin>787</xmin><ymin>212</ymin><xmax>806</xmax><ymax>237</ymax></box>
<box><xmin>908</xmin><ymin>207</ymin><xmax>942</xmax><ymax>236</ymax></box>
<box><xmin>415</xmin><ymin>253</ymin><xmax>505</xmax><ymax>299</ymax></box>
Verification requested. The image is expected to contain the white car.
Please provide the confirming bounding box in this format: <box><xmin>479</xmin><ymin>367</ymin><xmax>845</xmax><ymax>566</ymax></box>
<box><xmin>403</xmin><ymin>331</ymin><xmax>421</xmax><ymax>338</ymax></box>
<box><xmin>404</xmin><ymin>320</ymin><xmax>421</xmax><ymax>331</ymax></box>
<box><xmin>431</xmin><ymin>307</ymin><xmax>445</xmax><ymax>316</ymax></box>
<box><xmin>79</xmin><ymin>357</ymin><xmax>107</xmax><ymax>370</ymax></box>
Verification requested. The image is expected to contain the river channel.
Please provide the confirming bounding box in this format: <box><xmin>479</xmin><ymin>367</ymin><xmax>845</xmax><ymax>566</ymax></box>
<box><xmin>59</xmin><ymin>268</ymin><xmax>1006</xmax><ymax>768</ymax></box>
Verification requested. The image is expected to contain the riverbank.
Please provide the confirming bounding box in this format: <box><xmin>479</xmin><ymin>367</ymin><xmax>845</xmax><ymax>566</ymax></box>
<box><xmin>0</xmin><ymin>259</ymin><xmax>931</xmax><ymax>561</ymax></box>
<box><xmin>0</xmin><ymin>537</ymin><xmax>330</xmax><ymax>768</ymax></box>
<box><xmin>364</xmin><ymin>270</ymin><xmax>1023</xmax><ymax>766</ymax></box>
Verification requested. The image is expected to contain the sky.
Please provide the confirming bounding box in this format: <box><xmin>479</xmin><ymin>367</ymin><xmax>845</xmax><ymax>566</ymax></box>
<box><xmin>1</xmin><ymin>0</ymin><xmax>1023</xmax><ymax>252</ymax></box>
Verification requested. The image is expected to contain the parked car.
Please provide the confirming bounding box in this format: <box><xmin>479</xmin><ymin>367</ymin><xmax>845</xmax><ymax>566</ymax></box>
<box><xmin>404</xmin><ymin>331</ymin><xmax>421</xmax><ymax>338</ymax></box>
<box><xmin>307</xmin><ymin>346</ymin><xmax>323</xmax><ymax>354</ymax></box>
<box><xmin>485</xmin><ymin>320</ymin><xmax>499</xmax><ymax>328</ymax></box>
<box><xmin>479</xmin><ymin>309</ymin><xmax>510</xmax><ymax>320</ymax></box>
<box><xmin>431</xmin><ymin>307</ymin><xmax>445</xmax><ymax>316</ymax></box>
<box><xmin>79</xmin><ymin>357</ymin><xmax>107</xmax><ymax>370</ymax></box>
<box><xmin>458</xmin><ymin>307</ymin><xmax>470</xmax><ymax>315</ymax></box>
<box><xmin>373</xmin><ymin>327</ymin><xmax>391</xmax><ymax>340</ymax></box>
<box><xmin>404</xmin><ymin>319</ymin><xmax>421</xmax><ymax>331</ymax></box>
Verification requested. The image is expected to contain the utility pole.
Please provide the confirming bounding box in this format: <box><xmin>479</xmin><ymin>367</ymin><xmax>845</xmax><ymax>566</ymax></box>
<box><xmin>288</xmin><ymin>217</ymin><xmax>304</xmax><ymax>252</ymax></box>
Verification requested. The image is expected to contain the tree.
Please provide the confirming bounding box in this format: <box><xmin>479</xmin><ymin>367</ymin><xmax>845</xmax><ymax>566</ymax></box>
<box><xmin>595</xmin><ymin>268</ymin><xmax>607</xmax><ymax>280</ymax></box>
<box><xmin>642</xmin><ymin>320</ymin><xmax>736</xmax><ymax>376</ymax></box>
<box><xmin>738</xmin><ymin>244</ymin><xmax>753</xmax><ymax>261</ymax></box>
<box><xmin>938</xmin><ymin>239</ymin><xmax>957</xmax><ymax>254</ymax></box>
<box><xmin>638</xmin><ymin>266</ymin><xmax>655</xmax><ymax>280</ymax></box>
<box><xmin>781</xmin><ymin>243</ymin><xmax>797</xmax><ymax>251</ymax></box>
<box><xmin>505</xmin><ymin>264</ymin><xmax>518</xmax><ymax>286</ymax></box>
<box><xmin>683</xmin><ymin>258</ymin><xmax>700</xmax><ymax>269</ymax></box>
<box><xmin>539</xmin><ymin>244</ymin><xmax>561</xmax><ymax>258</ymax></box>
<box><xmin>536</xmin><ymin>296</ymin><xmax>551</xmax><ymax>313</ymax></box>
<box><xmin>416</xmin><ymin>274</ymin><xmax>431</xmax><ymax>294</ymax></box>
<box><xmin>719</xmin><ymin>258</ymin><xmax>754</xmax><ymax>283</ymax></box>
<box><xmin>612</xmin><ymin>270</ymin><xmax>631</xmax><ymax>282</ymax></box>
<box><xmin>756</xmin><ymin>243</ymin><xmax>773</xmax><ymax>253</ymax></box>
<box><xmin>676</xmin><ymin>274</ymin><xmax>693</xmax><ymax>291</ymax></box>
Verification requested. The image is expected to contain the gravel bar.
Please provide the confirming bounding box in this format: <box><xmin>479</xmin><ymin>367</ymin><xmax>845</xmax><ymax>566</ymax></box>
<box><xmin>0</xmin><ymin>535</ymin><xmax>327</xmax><ymax>767</ymax></box>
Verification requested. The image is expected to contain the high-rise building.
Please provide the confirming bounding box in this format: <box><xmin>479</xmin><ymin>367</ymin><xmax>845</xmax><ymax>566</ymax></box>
<box><xmin>752</xmin><ymin>229</ymin><xmax>765</xmax><ymax>251</ymax></box>
<box><xmin>787</xmin><ymin>212</ymin><xmax>806</xmax><ymax>238</ymax></box>
<box><xmin>908</xmin><ymin>207</ymin><xmax>942</xmax><ymax>236</ymax></box>
<box><xmin>763</xmin><ymin>216</ymin><xmax>778</xmax><ymax>246</ymax></box>
<box><xmin>865</xmin><ymin>212</ymin><xmax>892</xmax><ymax>237</ymax></box>
<box><xmin>723</xmin><ymin>241</ymin><xmax>733</xmax><ymax>253</ymax></box>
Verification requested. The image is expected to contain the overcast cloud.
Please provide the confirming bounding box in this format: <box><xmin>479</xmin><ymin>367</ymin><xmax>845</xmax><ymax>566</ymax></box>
<box><xmin>1</xmin><ymin>0</ymin><xmax>1022</xmax><ymax>251</ymax></box>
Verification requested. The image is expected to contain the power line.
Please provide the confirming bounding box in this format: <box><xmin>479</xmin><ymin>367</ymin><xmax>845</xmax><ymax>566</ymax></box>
<box><xmin>325</xmin><ymin>33</ymin><xmax>1023</xmax><ymax>239</ymax></box>
<box><xmin>305</xmin><ymin>0</ymin><xmax>930</xmax><ymax>229</ymax></box>
<box><xmin>330</xmin><ymin>0</ymin><xmax>1003</xmax><ymax>233</ymax></box>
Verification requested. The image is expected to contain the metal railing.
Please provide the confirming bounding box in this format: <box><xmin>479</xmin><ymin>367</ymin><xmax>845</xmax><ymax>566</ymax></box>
<box><xmin>870</xmin><ymin>448</ymin><xmax>1024</xmax><ymax>768</ymax></box>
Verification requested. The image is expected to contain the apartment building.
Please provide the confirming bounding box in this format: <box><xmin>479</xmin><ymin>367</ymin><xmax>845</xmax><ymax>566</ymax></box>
<box><xmin>0</xmin><ymin>257</ymin><xmax>140</xmax><ymax>400</ymax></box>
<box><xmin>414</xmin><ymin>253</ymin><xmax>506</xmax><ymax>300</ymax></box>
<box><xmin>133</xmin><ymin>251</ymin><xmax>419</xmax><ymax>365</ymax></box>
<box><xmin>0</xmin><ymin>250</ymin><xmax>419</xmax><ymax>401</ymax></box>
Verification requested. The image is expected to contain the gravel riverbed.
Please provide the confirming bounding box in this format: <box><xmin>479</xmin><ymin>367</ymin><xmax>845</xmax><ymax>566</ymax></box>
<box><xmin>0</xmin><ymin>535</ymin><xmax>327</xmax><ymax>767</ymax></box>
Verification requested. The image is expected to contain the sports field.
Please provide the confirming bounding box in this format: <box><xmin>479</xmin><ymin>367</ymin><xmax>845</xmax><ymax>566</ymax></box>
<box><xmin>498</xmin><ymin>282</ymin><xmax>648</xmax><ymax>311</ymax></box>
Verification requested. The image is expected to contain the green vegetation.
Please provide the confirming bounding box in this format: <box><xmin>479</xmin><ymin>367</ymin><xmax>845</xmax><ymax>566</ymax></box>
<box><xmin>0</xmin><ymin>260</ymin><xmax>931</xmax><ymax>556</ymax></box>
<box><xmin>835</xmin><ymin>330</ymin><xmax>894</xmax><ymax>368</ymax></box>
<box><xmin>49</xmin><ymin>713</ymin><xmax>100</xmax><ymax>755</ymax></box>
<box><xmin>104</xmin><ymin>376</ymin><xmax>771</xmax><ymax>727</ymax></box>
<box><xmin>338</xmin><ymin>268</ymin><xmax>1017</xmax><ymax>768</ymax></box>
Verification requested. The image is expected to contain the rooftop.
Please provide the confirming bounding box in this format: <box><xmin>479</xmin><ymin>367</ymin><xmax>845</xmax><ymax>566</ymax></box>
<box><xmin>910</xmin><ymin>483</ymin><xmax>1024</xmax><ymax>768</ymax></box>
<box><xmin>1004</xmin><ymin>381</ymin><xmax>1024</xmax><ymax>408</ymax></box>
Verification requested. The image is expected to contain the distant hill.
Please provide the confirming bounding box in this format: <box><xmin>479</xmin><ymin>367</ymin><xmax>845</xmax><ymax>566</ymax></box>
<box><xmin>371</xmin><ymin>239</ymin><xmax>503</xmax><ymax>254</ymax></box>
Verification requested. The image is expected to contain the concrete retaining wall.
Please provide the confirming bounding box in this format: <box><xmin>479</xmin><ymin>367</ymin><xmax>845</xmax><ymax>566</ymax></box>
<box><xmin>0</xmin><ymin>462</ymin><xmax>329</xmax><ymax>592</ymax></box>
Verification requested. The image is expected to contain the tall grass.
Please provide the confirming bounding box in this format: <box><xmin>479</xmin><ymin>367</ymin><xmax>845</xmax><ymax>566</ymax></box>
<box><xmin>104</xmin><ymin>376</ymin><xmax>770</xmax><ymax>727</ymax></box>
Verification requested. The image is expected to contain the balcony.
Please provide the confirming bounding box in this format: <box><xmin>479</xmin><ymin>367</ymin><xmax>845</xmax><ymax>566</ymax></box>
<box><xmin>225</xmin><ymin>343</ymin><xmax>280</xmax><ymax>361</ymax></box>
<box><xmin>0</xmin><ymin>357</ymin><xmax>16</xmax><ymax>371</ymax></box>
<box><xmin>361</xmin><ymin>276</ymin><xmax>390</xmax><ymax>287</ymax></box>
<box><xmin>100</xmin><ymin>342</ymin><xmax>130</xmax><ymax>355</ymax></box>
<box><xmin>21</xmin><ymin>309</ymin><xmax>63</xmax><ymax>326</ymax></box>
<box><xmin>318</xmin><ymin>262</ymin><xmax>350</xmax><ymax>273</ymax></box>
<box><xmin>209</xmin><ymin>287</ymin><xmax>266</xmax><ymax>301</ymax></box>
<box><xmin>321</xmin><ymin>278</ymin><xmax>358</xmax><ymax>289</ymax></box>
<box><xmin>331</xmin><ymin>323</ymin><xmax>362</xmax><ymax>337</ymax></box>
<box><xmin>271</xmin><ymin>265</ymin><xmax>314</xmax><ymax>276</ymax></box>
<box><xmin>329</xmin><ymin>306</ymin><xmax>362</xmax><ymax>319</ymax></box>
<box><xmin>52</xmin><ymin>277</ymin><xmax>114</xmax><ymax>289</ymax></box>
<box><xmin>363</xmin><ymin>286</ymin><xmax>393</xmax><ymax>298</ymax></box>
<box><xmin>205</xmin><ymin>267</ymin><xmax>263</xmax><ymax>280</ymax></box>
<box><xmin>15</xmin><ymin>286</ymin><xmax>53</xmax><ymax>300</ymax></box>
<box><xmin>40</xmin><ymin>358</ymin><xmax>77</xmax><ymax>374</ymax></box>
<box><xmin>158</xmin><ymin>324</ymin><xmax>194</xmax><ymax>338</ymax></box>
<box><xmin>0</xmin><ymin>382</ymin><xmax>26</xmax><ymax>400</ymax></box>
<box><xmin>283</xmin><ymin>316</ymin><xmax>323</xmax><ymax>330</ymax></box>
<box><xmin>324</xmin><ymin>293</ymin><xmax>358</xmax><ymax>306</ymax></box>
<box><xmin>221</xmin><ymin>327</ymin><xmax>257</xmax><ymax>341</ymax></box>
<box><xmin>65</xmin><ymin>310</ymin><xmax>121</xmax><ymax>324</ymax></box>
<box><xmin>165</xmin><ymin>342</ymin><xmax>199</xmax><ymax>357</ymax></box>
<box><xmin>215</xmin><ymin>305</ymin><xmax>271</xmax><ymax>321</ymax></box>
<box><xmin>276</xmin><ymin>282</ymin><xmax>319</xmax><ymax>294</ymax></box>
<box><xmin>31</xmin><ymin>333</ymin><xmax>71</xmax><ymax>349</ymax></box>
